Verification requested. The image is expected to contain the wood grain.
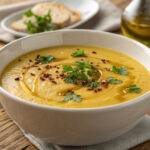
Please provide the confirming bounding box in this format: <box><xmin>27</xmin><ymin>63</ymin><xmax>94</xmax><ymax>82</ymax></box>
<box><xmin>0</xmin><ymin>0</ymin><xmax>150</xmax><ymax>150</ymax></box>
<box><xmin>0</xmin><ymin>109</ymin><xmax>37</xmax><ymax>150</ymax></box>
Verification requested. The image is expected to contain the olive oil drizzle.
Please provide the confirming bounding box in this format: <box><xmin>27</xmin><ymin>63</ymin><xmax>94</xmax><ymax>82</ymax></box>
<box><xmin>18</xmin><ymin>59</ymin><xmax>140</xmax><ymax>103</ymax></box>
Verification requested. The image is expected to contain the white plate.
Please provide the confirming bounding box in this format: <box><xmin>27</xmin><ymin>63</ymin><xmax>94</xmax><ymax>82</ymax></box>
<box><xmin>1</xmin><ymin>0</ymin><xmax>99</xmax><ymax>37</ymax></box>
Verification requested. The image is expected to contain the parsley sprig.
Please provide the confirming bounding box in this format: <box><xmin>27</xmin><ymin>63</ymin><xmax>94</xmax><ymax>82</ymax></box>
<box><xmin>24</xmin><ymin>9</ymin><xmax>33</xmax><ymax>17</ymax></box>
<box><xmin>24</xmin><ymin>9</ymin><xmax>54</xmax><ymax>33</ymax></box>
<box><xmin>36</xmin><ymin>55</ymin><xmax>55</xmax><ymax>64</ymax></box>
<box><xmin>106</xmin><ymin>77</ymin><xmax>123</xmax><ymax>84</ymax></box>
<box><xmin>112</xmin><ymin>66</ymin><xmax>128</xmax><ymax>75</ymax></box>
<box><xmin>87</xmin><ymin>81</ymin><xmax>101</xmax><ymax>89</ymax></box>
<box><xmin>124</xmin><ymin>84</ymin><xmax>142</xmax><ymax>93</ymax></box>
<box><xmin>72</xmin><ymin>49</ymin><xmax>86</xmax><ymax>57</ymax></box>
<box><xmin>64</xmin><ymin>92</ymin><xmax>82</xmax><ymax>102</ymax></box>
<box><xmin>63</xmin><ymin>61</ymin><xmax>101</xmax><ymax>89</ymax></box>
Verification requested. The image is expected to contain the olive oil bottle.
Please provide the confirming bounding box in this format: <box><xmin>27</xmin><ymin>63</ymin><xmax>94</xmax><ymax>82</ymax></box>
<box><xmin>121</xmin><ymin>0</ymin><xmax>150</xmax><ymax>47</ymax></box>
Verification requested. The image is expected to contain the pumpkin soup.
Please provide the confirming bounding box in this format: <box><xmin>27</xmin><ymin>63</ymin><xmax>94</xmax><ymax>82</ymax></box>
<box><xmin>1</xmin><ymin>46</ymin><xmax>150</xmax><ymax>108</ymax></box>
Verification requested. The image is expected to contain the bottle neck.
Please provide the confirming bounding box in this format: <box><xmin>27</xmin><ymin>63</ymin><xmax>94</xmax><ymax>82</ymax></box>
<box><xmin>126</xmin><ymin>0</ymin><xmax>150</xmax><ymax>17</ymax></box>
<box><xmin>140</xmin><ymin>0</ymin><xmax>150</xmax><ymax>15</ymax></box>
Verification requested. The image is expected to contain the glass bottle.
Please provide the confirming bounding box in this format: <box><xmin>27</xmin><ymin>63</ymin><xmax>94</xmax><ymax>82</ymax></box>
<box><xmin>121</xmin><ymin>0</ymin><xmax>150</xmax><ymax>47</ymax></box>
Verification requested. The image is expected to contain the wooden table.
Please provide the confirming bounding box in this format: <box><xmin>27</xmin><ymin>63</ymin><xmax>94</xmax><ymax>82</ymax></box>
<box><xmin>0</xmin><ymin>0</ymin><xmax>150</xmax><ymax>149</ymax></box>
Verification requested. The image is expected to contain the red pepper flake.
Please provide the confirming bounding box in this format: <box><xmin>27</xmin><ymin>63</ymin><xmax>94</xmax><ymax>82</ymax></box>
<box><xmin>101</xmin><ymin>80</ymin><xmax>108</xmax><ymax>88</ymax></box>
<box><xmin>51</xmin><ymin>80</ymin><xmax>57</xmax><ymax>84</ymax></box>
<box><xmin>30</xmin><ymin>73</ymin><xmax>35</xmax><ymax>76</ymax></box>
<box><xmin>38</xmin><ymin>68</ymin><xmax>41</xmax><ymax>70</ymax></box>
<box><xmin>18</xmin><ymin>59</ymin><xmax>22</xmax><ymax>62</ymax></box>
<box><xmin>49</xmin><ymin>76</ymin><xmax>54</xmax><ymax>81</ymax></box>
<box><xmin>56</xmin><ymin>76</ymin><xmax>59</xmax><ymax>79</ymax></box>
<box><xmin>60</xmin><ymin>73</ymin><xmax>65</xmax><ymax>78</ymax></box>
<box><xmin>97</xmin><ymin>88</ymin><xmax>102</xmax><ymax>91</ymax></box>
<box><xmin>45</xmin><ymin>65</ymin><xmax>53</xmax><ymax>69</ymax></box>
<box><xmin>40</xmin><ymin>77</ymin><xmax>45</xmax><ymax>81</ymax></box>
<box><xmin>34</xmin><ymin>61</ymin><xmax>40</xmax><ymax>65</ymax></box>
<box><xmin>92</xmin><ymin>51</ymin><xmax>97</xmax><ymax>54</ymax></box>
<box><xmin>101</xmin><ymin>59</ymin><xmax>110</xmax><ymax>64</ymax></box>
<box><xmin>15</xmin><ymin>77</ymin><xmax>20</xmax><ymax>81</ymax></box>
<box><xmin>87</xmin><ymin>88</ymin><xmax>93</xmax><ymax>91</ymax></box>
<box><xmin>45</xmin><ymin>65</ymin><xmax>50</xmax><ymax>69</ymax></box>
<box><xmin>43</xmin><ymin>74</ymin><xmax>50</xmax><ymax>78</ymax></box>
<box><xmin>104</xmin><ymin>68</ymin><xmax>111</xmax><ymax>71</ymax></box>
<box><xmin>30</xmin><ymin>64</ymin><xmax>37</xmax><ymax>68</ymax></box>
<box><xmin>67</xmin><ymin>89</ymin><xmax>73</xmax><ymax>93</ymax></box>
<box><xmin>36</xmin><ymin>55</ymin><xmax>40</xmax><ymax>59</ymax></box>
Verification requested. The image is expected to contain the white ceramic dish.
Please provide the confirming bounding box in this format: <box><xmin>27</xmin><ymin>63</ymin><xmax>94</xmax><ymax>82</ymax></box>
<box><xmin>0</xmin><ymin>0</ymin><xmax>53</xmax><ymax>20</ymax></box>
<box><xmin>1</xmin><ymin>0</ymin><xmax>99</xmax><ymax>37</ymax></box>
<box><xmin>0</xmin><ymin>30</ymin><xmax>150</xmax><ymax>146</ymax></box>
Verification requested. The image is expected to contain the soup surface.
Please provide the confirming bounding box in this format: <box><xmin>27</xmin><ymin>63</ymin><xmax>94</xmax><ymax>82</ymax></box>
<box><xmin>1</xmin><ymin>46</ymin><xmax>150</xmax><ymax>108</ymax></box>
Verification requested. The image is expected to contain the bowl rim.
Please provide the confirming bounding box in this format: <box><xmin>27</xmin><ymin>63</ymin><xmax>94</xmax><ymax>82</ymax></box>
<box><xmin>0</xmin><ymin>29</ymin><xmax>150</xmax><ymax>112</ymax></box>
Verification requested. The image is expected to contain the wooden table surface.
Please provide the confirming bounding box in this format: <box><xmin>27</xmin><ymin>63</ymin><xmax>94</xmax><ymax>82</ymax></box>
<box><xmin>0</xmin><ymin>0</ymin><xmax>150</xmax><ymax>149</ymax></box>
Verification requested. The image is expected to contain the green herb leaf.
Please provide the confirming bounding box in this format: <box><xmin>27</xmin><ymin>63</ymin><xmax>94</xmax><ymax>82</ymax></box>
<box><xmin>106</xmin><ymin>77</ymin><xmax>123</xmax><ymax>84</ymax></box>
<box><xmin>64</xmin><ymin>92</ymin><xmax>82</xmax><ymax>102</ymax></box>
<box><xmin>24</xmin><ymin>11</ymin><xmax>54</xmax><ymax>33</ymax></box>
<box><xmin>112</xmin><ymin>66</ymin><xmax>128</xmax><ymax>75</ymax></box>
<box><xmin>125</xmin><ymin>84</ymin><xmax>142</xmax><ymax>93</ymax></box>
<box><xmin>37</xmin><ymin>55</ymin><xmax>55</xmax><ymax>64</ymax></box>
<box><xmin>64</xmin><ymin>77</ymin><xmax>76</xmax><ymax>84</ymax></box>
<box><xmin>63</xmin><ymin>61</ymin><xmax>100</xmax><ymax>86</ymax></box>
<box><xmin>71</xmin><ymin>49</ymin><xmax>86</xmax><ymax>57</ymax></box>
<box><xmin>63</xmin><ymin>65</ymin><xmax>74</xmax><ymax>73</ymax></box>
<box><xmin>24</xmin><ymin>9</ymin><xmax>33</xmax><ymax>17</ymax></box>
<box><xmin>63</xmin><ymin>64</ymin><xmax>78</xmax><ymax>83</ymax></box>
<box><xmin>87</xmin><ymin>81</ymin><xmax>101</xmax><ymax>89</ymax></box>
<box><xmin>75</xmin><ymin>61</ymin><xmax>92</xmax><ymax>70</ymax></box>
<box><xmin>25</xmin><ymin>21</ymin><xmax>38</xmax><ymax>33</ymax></box>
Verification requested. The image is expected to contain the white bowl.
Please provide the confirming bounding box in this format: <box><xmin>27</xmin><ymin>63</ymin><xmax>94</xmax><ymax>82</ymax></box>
<box><xmin>0</xmin><ymin>30</ymin><xmax>150</xmax><ymax>146</ymax></box>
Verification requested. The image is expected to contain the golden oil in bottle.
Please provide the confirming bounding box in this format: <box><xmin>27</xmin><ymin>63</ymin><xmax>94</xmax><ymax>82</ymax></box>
<box><xmin>121</xmin><ymin>0</ymin><xmax>150</xmax><ymax>47</ymax></box>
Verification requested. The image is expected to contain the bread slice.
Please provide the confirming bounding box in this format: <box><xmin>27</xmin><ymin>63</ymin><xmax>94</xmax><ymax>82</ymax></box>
<box><xmin>67</xmin><ymin>9</ymin><xmax>81</xmax><ymax>25</ymax></box>
<box><xmin>55</xmin><ymin>4</ymin><xmax>81</xmax><ymax>25</ymax></box>
<box><xmin>31</xmin><ymin>2</ymin><xmax>71</xmax><ymax>28</ymax></box>
<box><xmin>11</xmin><ymin>19</ymin><xmax>26</xmax><ymax>32</ymax></box>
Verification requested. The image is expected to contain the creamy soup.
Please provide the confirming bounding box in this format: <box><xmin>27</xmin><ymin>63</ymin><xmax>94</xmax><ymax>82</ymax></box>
<box><xmin>1</xmin><ymin>46</ymin><xmax>150</xmax><ymax>108</ymax></box>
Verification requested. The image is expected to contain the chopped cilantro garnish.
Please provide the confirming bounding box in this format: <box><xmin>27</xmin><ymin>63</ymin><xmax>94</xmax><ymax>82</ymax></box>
<box><xmin>24</xmin><ymin>10</ymin><xmax>54</xmax><ymax>33</ymax></box>
<box><xmin>124</xmin><ymin>84</ymin><xmax>142</xmax><ymax>93</ymax></box>
<box><xmin>37</xmin><ymin>55</ymin><xmax>55</xmax><ymax>64</ymax></box>
<box><xmin>112</xmin><ymin>66</ymin><xmax>128</xmax><ymax>75</ymax></box>
<box><xmin>63</xmin><ymin>61</ymin><xmax>100</xmax><ymax>86</ymax></box>
<box><xmin>71</xmin><ymin>49</ymin><xmax>86</xmax><ymax>57</ymax></box>
<box><xmin>63</xmin><ymin>65</ymin><xmax>74</xmax><ymax>73</ymax></box>
<box><xmin>64</xmin><ymin>92</ymin><xmax>82</xmax><ymax>102</ymax></box>
<box><xmin>63</xmin><ymin>64</ymin><xmax>77</xmax><ymax>84</ymax></box>
<box><xmin>106</xmin><ymin>77</ymin><xmax>123</xmax><ymax>84</ymax></box>
<box><xmin>24</xmin><ymin>9</ymin><xmax>33</xmax><ymax>17</ymax></box>
<box><xmin>25</xmin><ymin>21</ymin><xmax>38</xmax><ymax>33</ymax></box>
<box><xmin>87</xmin><ymin>81</ymin><xmax>101</xmax><ymax>89</ymax></box>
<box><xmin>64</xmin><ymin>77</ymin><xmax>76</xmax><ymax>84</ymax></box>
